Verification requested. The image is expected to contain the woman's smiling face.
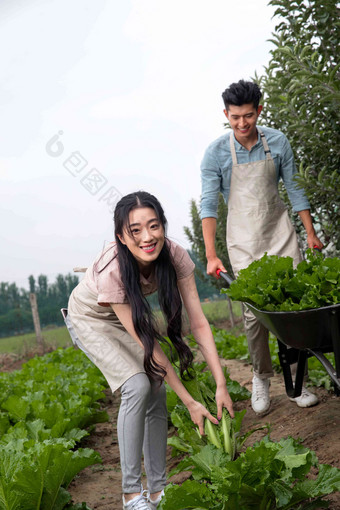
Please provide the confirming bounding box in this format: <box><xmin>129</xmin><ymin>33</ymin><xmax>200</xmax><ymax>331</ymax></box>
<box><xmin>118</xmin><ymin>207</ymin><xmax>165</xmax><ymax>270</ymax></box>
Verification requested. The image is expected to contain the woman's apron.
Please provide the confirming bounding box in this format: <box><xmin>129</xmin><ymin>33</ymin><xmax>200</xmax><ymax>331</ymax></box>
<box><xmin>226</xmin><ymin>128</ymin><xmax>302</xmax><ymax>377</ymax></box>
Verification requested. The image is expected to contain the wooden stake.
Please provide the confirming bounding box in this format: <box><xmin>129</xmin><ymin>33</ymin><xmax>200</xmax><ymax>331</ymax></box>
<box><xmin>29</xmin><ymin>293</ymin><xmax>44</xmax><ymax>348</ymax></box>
<box><xmin>226</xmin><ymin>296</ymin><xmax>235</xmax><ymax>328</ymax></box>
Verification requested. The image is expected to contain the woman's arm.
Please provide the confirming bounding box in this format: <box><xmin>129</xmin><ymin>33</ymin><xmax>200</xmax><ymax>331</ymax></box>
<box><xmin>177</xmin><ymin>272</ymin><xmax>234</xmax><ymax>419</ymax></box>
<box><xmin>111</xmin><ymin>302</ymin><xmax>219</xmax><ymax>434</ymax></box>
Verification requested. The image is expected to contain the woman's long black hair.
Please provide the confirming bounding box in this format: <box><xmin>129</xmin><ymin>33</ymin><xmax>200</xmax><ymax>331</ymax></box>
<box><xmin>114</xmin><ymin>191</ymin><xmax>193</xmax><ymax>383</ymax></box>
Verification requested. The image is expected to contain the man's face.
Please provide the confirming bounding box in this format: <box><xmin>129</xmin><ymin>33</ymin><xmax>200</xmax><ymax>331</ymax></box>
<box><xmin>224</xmin><ymin>103</ymin><xmax>262</xmax><ymax>146</ymax></box>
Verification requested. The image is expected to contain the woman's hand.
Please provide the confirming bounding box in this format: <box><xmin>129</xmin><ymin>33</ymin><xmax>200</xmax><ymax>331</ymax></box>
<box><xmin>187</xmin><ymin>400</ymin><xmax>218</xmax><ymax>435</ymax></box>
<box><xmin>216</xmin><ymin>385</ymin><xmax>234</xmax><ymax>420</ymax></box>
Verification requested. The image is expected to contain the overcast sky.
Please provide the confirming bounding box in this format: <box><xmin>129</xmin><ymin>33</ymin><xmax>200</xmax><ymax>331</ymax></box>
<box><xmin>0</xmin><ymin>0</ymin><xmax>277</xmax><ymax>289</ymax></box>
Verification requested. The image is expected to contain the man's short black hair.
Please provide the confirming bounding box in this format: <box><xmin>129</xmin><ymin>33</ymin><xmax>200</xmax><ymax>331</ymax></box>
<box><xmin>222</xmin><ymin>80</ymin><xmax>262</xmax><ymax>110</ymax></box>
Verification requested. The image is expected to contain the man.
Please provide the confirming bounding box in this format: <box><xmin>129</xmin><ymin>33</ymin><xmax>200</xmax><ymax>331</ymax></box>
<box><xmin>200</xmin><ymin>79</ymin><xmax>323</xmax><ymax>415</ymax></box>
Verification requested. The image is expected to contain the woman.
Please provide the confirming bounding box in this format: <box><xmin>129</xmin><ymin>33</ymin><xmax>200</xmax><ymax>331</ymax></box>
<box><xmin>66</xmin><ymin>191</ymin><xmax>234</xmax><ymax>510</ymax></box>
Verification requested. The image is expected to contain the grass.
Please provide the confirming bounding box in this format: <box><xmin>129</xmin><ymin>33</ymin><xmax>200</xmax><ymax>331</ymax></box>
<box><xmin>0</xmin><ymin>326</ymin><xmax>72</xmax><ymax>356</ymax></box>
<box><xmin>201</xmin><ymin>299</ymin><xmax>242</xmax><ymax>324</ymax></box>
<box><xmin>0</xmin><ymin>300</ymin><xmax>240</xmax><ymax>358</ymax></box>
<box><xmin>154</xmin><ymin>298</ymin><xmax>242</xmax><ymax>335</ymax></box>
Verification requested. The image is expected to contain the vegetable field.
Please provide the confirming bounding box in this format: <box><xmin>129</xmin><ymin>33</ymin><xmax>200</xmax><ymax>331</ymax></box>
<box><xmin>1</xmin><ymin>327</ymin><xmax>339</xmax><ymax>509</ymax></box>
<box><xmin>0</xmin><ymin>348</ymin><xmax>108</xmax><ymax>510</ymax></box>
<box><xmin>68</xmin><ymin>333</ymin><xmax>340</xmax><ymax>509</ymax></box>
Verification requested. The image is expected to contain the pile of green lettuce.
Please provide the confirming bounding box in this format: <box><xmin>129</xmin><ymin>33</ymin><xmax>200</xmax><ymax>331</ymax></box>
<box><xmin>223</xmin><ymin>250</ymin><xmax>340</xmax><ymax>311</ymax></box>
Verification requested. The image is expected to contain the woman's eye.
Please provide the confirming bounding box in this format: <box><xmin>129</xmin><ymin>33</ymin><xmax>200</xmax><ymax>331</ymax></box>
<box><xmin>131</xmin><ymin>228</ymin><xmax>140</xmax><ymax>234</ymax></box>
<box><xmin>151</xmin><ymin>223</ymin><xmax>160</xmax><ymax>229</ymax></box>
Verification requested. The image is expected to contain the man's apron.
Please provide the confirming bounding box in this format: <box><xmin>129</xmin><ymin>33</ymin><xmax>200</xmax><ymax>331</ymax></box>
<box><xmin>226</xmin><ymin>128</ymin><xmax>302</xmax><ymax>377</ymax></box>
<box><xmin>227</xmin><ymin>127</ymin><xmax>302</xmax><ymax>275</ymax></box>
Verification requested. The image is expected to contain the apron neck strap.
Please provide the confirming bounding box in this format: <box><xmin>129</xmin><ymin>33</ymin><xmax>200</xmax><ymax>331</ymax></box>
<box><xmin>257</xmin><ymin>127</ymin><xmax>272</xmax><ymax>160</ymax></box>
<box><xmin>229</xmin><ymin>127</ymin><xmax>272</xmax><ymax>163</ymax></box>
<box><xmin>229</xmin><ymin>132</ymin><xmax>238</xmax><ymax>165</ymax></box>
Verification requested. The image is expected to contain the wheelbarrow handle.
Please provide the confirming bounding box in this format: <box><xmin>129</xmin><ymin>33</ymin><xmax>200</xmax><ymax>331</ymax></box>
<box><xmin>216</xmin><ymin>269</ymin><xmax>234</xmax><ymax>288</ymax></box>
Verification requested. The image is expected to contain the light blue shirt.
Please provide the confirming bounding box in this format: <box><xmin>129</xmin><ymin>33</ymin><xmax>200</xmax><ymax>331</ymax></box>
<box><xmin>200</xmin><ymin>126</ymin><xmax>310</xmax><ymax>219</ymax></box>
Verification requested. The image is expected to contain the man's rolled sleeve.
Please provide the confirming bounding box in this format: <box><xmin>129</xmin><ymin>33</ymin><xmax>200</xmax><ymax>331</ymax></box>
<box><xmin>200</xmin><ymin>148</ymin><xmax>221</xmax><ymax>219</ymax></box>
<box><xmin>280</xmin><ymin>137</ymin><xmax>310</xmax><ymax>212</ymax></box>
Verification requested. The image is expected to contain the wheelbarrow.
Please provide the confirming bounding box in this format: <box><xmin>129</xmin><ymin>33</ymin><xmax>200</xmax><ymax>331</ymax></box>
<box><xmin>217</xmin><ymin>270</ymin><xmax>340</xmax><ymax>398</ymax></box>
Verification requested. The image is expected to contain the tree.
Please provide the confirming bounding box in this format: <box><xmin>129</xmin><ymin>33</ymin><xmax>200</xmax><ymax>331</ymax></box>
<box><xmin>28</xmin><ymin>275</ymin><xmax>36</xmax><ymax>293</ymax></box>
<box><xmin>0</xmin><ymin>273</ymin><xmax>79</xmax><ymax>337</ymax></box>
<box><xmin>38</xmin><ymin>274</ymin><xmax>48</xmax><ymax>300</ymax></box>
<box><xmin>257</xmin><ymin>0</ymin><xmax>340</xmax><ymax>254</ymax></box>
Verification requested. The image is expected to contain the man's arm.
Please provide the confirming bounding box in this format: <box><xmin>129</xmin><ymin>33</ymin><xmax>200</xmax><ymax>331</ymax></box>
<box><xmin>298</xmin><ymin>209</ymin><xmax>324</xmax><ymax>249</ymax></box>
<box><xmin>279</xmin><ymin>136</ymin><xmax>323</xmax><ymax>249</ymax></box>
<box><xmin>202</xmin><ymin>217</ymin><xmax>226</xmax><ymax>278</ymax></box>
<box><xmin>200</xmin><ymin>141</ymin><xmax>228</xmax><ymax>279</ymax></box>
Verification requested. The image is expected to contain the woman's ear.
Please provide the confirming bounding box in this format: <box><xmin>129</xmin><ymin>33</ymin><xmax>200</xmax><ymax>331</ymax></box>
<box><xmin>117</xmin><ymin>234</ymin><xmax>126</xmax><ymax>246</ymax></box>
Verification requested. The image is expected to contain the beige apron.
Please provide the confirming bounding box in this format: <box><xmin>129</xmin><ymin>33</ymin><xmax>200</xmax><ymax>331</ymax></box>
<box><xmin>226</xmin><ymin>128</ymin><xmax>302</xmax><ymax>377</ymax></box>
<box><xmin>67</xmin><ymin>278</ymin><xmax>145</xmax><ymax>393</ymax></box>
<box><xmin>227</xmin><ymin>127</ymin><xmax>302</xmax><ymax>275</ymax></box>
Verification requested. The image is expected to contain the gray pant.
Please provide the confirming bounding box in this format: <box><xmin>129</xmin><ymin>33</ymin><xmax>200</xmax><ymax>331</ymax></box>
<box><xmin>117</xmin><ymin>373</ymin><xmax>168</xmax><ymax>494</ymax></box>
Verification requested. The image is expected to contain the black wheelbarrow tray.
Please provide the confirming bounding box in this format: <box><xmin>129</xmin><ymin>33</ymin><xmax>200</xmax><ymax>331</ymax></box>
<box><xmin>218</xmin><ymin>271</ymin><xmax>340</xmax><ymax>398</ymax></box>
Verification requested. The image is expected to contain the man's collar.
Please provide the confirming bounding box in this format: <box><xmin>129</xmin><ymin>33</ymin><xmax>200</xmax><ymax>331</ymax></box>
<box><xmin>231</xmin><ymin>129</ymin><xmax>261</xmax><ymax>151</ymax></box>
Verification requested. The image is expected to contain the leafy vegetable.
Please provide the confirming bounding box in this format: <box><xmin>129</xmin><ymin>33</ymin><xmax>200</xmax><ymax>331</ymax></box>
<box><xmin>160</xmin><ymin>438</ymin><xmax>340</xmax><ymax>510</ymax></box>
<box><xmin>0</xmin><ymin>441</ymin><xmax>100</xmax><ymax>510</ymax></box>
<box><xmin>221</xmin><ymin>408</ymin><xmax>234</xmax><ymax>458</ymax></box>
<box><xmin>0</xmin><ymin>347</ymin><xmax>107</xmax><ymax>510</ymax></box>
<box><xmin>223</xmin><ymin>250</ymin><xmax>340</xmax><ymax>311</ymax></box>
<box><xmin>167</xmin><ymin>365</ymin><xmax>257</xmax><ymax>461</ymax></box>
<box><xmin>180</xmin><ymin>366</ymin><xmax>238</xmax><ymax>458</ymax></box>
<box><xmin>204</xmin><ymin>418</ymin><xmax>222</xmax><ymax>450</ymax></box>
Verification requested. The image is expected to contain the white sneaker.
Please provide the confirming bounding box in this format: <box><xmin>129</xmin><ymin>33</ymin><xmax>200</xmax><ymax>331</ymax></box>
<box><xmin>147</xmin><ymin>489</ymin><xmax>165</xmax><ymax>510</ymax></box>
<box><xmin>122</xmin><ymin>491</ymin><xmax>150</xmax><ymax>510</ymax></box>
<box><xmin>289</xmin><ymin>386</ymin><xmax>319</xmax><ymax>408</ymax></box>
<box><xmin>251</xmin><ymin>375</ymin><xmax>270</xmax><ymax>415</ymax></box>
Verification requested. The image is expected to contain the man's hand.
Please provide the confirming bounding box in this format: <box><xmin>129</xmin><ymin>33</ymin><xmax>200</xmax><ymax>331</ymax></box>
<box><xmin>298</xmin><ymin>210</ymin><xmax>324</xmax><ymax>251</ymax></box>
<box><xmin>307</xmin><ymin>232</ymin><xmax>324</xmax><ymax>250</ymax></box>
<box><xmin>207</xmin><ymin>257</ymin><xmax>227</xmax><ymax>279</ymax></box>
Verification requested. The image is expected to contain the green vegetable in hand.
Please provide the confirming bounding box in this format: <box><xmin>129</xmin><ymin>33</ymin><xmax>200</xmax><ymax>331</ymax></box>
<box><xmin>221</xmin><ymin>408</ymin><xmax>234</xmax><ymax>458</ymax></box>
<box><xmin>205</xmin><ymin>408</ymin><xmax>235</xmax><ymax>458</ymax></box>
<box><xmin>205</xmin><ymin>418</ymin><xmax>222</xmax><ymax>450</ymax></box>
<box><xmin>181</xmin><ymin>368</ymin><xmax>236</xmax><ymax>458</ymax></box>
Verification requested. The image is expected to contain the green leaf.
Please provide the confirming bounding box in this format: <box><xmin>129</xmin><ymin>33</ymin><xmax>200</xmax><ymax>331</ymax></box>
<box><xmin>2</xmin><ymin>395</ymin><xmax>30</xmax><ymax>421</ymax></box>
<box><xmin>297</xmin><ymin>463</ymin><xmax>340</xmax><ymax>498</ymax></box>
<box><xmin>159</xmin><ymin>480</ymin><xmax>215</xmax><ymax>510</ymax></box>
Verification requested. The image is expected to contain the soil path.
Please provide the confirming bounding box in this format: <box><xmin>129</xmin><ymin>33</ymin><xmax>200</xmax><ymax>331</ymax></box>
<box><xmin>69</xmin><ymin>358</ymin><xmax>340</xmax><ymax>509</ymax></box>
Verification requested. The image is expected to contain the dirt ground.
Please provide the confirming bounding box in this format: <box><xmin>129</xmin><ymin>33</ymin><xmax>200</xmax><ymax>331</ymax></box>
<box><xmin>66</xmin><ymin>357</ymin><xmax>340</xmax><ymax>510</ymax></box>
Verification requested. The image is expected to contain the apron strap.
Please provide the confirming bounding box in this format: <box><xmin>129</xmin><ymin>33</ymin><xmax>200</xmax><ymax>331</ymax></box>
<box><xmin>229</xmin><ymin>132</ymin><xmax>238</xmax><ymax>165</ymax></box>
<box><xmin>257</xmin><ymin>127</ymin><xmax>272</xmax><ymax>161</ymax></box>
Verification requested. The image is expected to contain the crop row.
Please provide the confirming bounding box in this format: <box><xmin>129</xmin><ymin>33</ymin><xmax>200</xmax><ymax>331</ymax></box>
<box><xmin>160</xmin><ymin>359</ymin><xmax>340</xmax><ymax>509</ymax></box>
<box><xmin>0</xmin><ymin>329</ymin><xmax>338</xmax><ymax>510</ymax></box>
<box><xmin>0</xmin><ymin>347</ymin><xmax>108</xmax><ymax>510</ymax></box>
